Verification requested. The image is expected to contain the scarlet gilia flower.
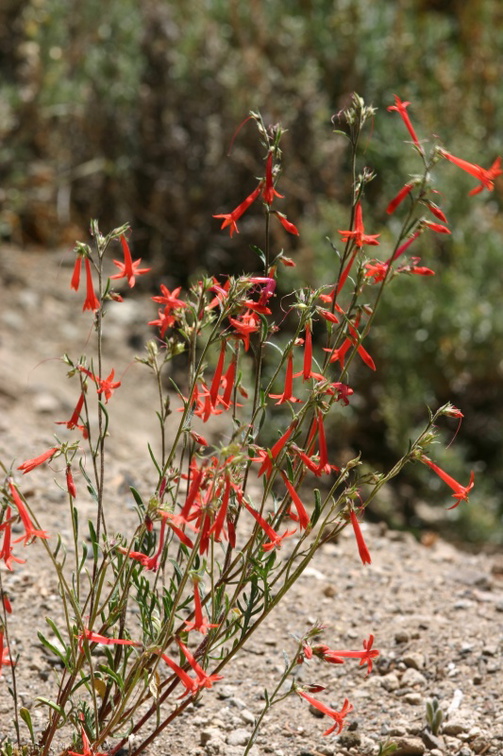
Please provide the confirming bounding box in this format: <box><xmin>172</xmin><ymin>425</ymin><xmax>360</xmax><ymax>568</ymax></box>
<box><xmin>295</xmin><ymin>412</ymin><xmax>338</xmax><ymax>477</ymax></box>
<box><xmin>263</xmin><ymin>151</ymin><xmax>284</xmax><ymax>205</ymax></box>
<box><xmin>56</xmin><ymin>391</ymin><xmax>88</xmax><ymax>437</ymax></box>
<box><xmin>297</xmin><ymin>690</ymin><xmax>354</xmax><ymax>736</ymax></box>
<box><xmin>70</xmin><ymin>256</ymin><xmax>82</xmax><ymax>291</ymax></box>
<box><xmin>177</xmin><ymin>637</ymin><xmax>224</xmax><ymax>690</ymax></box>
<box><xmin>349</xmin><ymin>509</ymin><xmax>371</xmax><ymax>565</ymax></box>
<box><xmin>17</xmin><ymin>446</ymin><xmax>60</xmax><ymax>474</ymax></box>
<box><xmin>214</xmin><ymin>151</ymin><xmax>298</xmax><ymax>236</ymax></box>
<box><xmin>273</xmin><ymin>211</ymin><xmax>299</xmax><ymax>236</ymax></box>
<box><xmin>77</xmin><ymin>628</ymin><xmax>141</xmax><ymax>654</ymax></box>
<box><xmin>387</xmin><ymin>95</ymin><xmax>422</xmax><ymax>151</ymax></box>
<box><xmin>281</xmin><ymin>473</ymin><xmax>310</xmax><ymax>530</ymax></box>
<box><xmin>386</xmin><ymin>183</ymin><xmax>414</xmax><ymax>215</ymax></box>
<box><xmin>423</xmin><ymin>220</ymin><xmax>451</xmax><ymax>235</ymax></box>
<box><xmin>387</xmin><ymin>230</ymin><xmax>422</xmax><ymax>266</ymax></box>
<box><xmin>338</xmin><ymin>202</ymin><xmax>380</xmax><ymax>249</ymax></box>
<box><xmin>110</xmin><ymin>234</ymin><xmax>151</xmax><ymax>288</ymax></box>
<box><xmin>438</xmin><ymin>148</ymin><xmax>502</xmax><ymax>196</ymax></box>
<box><xmin>228</xmin><ymin>310</ymin><xmax>260</xmax><ymax>351</ymax></box>
<box><xmin>151</xmin><ymin>284</ymin><xmax>186</xmax><ymax>311</ymax></box>
<box><xmin>426</xmin><ymin>201</ymin><xmax>448</xmax><ymax>223</ymax></box>
<box><xmin>158</xmin><ymin>651</ymin><xmax>199</xmax><ymax>697</ymax></box>
<box><xmin>420</xmin><ymin>455</ymin><xmax>474</xmax><ymax>509</ymax></box>
<box><xmin>184</xmin><ymin>579</ymin><xmax>220</xmax><ymax>635</ymax></box>
<box><xmin>68</xmin><ymin>726</ymin><xmax>108</xmax><ymax>756</ymax></box>
<box><xmin>244</xmin><ymin>276</ymin><xmax>276</xmax><ymax>314</ymax></box>
<box><xmin>213</xmin><ymin>183</ymin><xmax>263</xmax><ymax>237</ymax></box>
<box><xmin>149</xmin><ymin>285</ymin><xmax>187</xmax><ymax>337</ymax></box>
<box><xmin>78</xmin><ymin>366</ymin><xmax>121</xmax><ymax>403</ymax></box>
<box><xmin>243</xmin><ymin>500</ymin><xmax>296</xmax><ymax>551</ymax></box>
<box><xmin>66</xmin><ymin>464</ymin><xmax>77</xmax><ymax>498</ymax></box>
<box><xmin>8</xmin><ymin>481</ymin><xmax>49</xmax><ymax>545</ymax></box>
<box><xmin>324</xmin><ymin>322</ymin><xmax>376</xmax><ymax>372</ymax></box>
<box><xmin>0</xmin><ymin>507</ymin><xmax>26</xmax><ymax>571</ymax></box>
<box><xmin>2</xmin><ymin>593</ymin><xmax>12</xmax><ymax>614</ymax></box>
<box><xmin>269</xmin><ymin>352</ymin><xmax>302</xmax><ymax>404</ymax></box>
<box><xmin>209</xmin><ymin>340</ymin><xmax>227</xmax><ymax>408</ymax></box>
<box><xmin>313</xmin><ymin>634</ymin><xmax>379</xmax><ymax>674</ymax></box>
<box><xmin>0</xmin><ymin>630</ymin><xmax>14</xmax><ymax>676</ymax></box>
<box><xmin>119</xmin><ymin>518</ymin><xmax>167</xmax><ymax>572</ymax></box>
<box><xmin>253</xmin><ymin>420</ymin><xmax>297</xmax><ymax>478</ymax></box>
<box><xmin>82</xmin><ymin>257</ymin><xmax>100</xmax><ymax>312</ymax></box>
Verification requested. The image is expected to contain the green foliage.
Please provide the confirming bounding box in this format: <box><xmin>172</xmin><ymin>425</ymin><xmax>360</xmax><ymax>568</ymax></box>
<box><xmin>1</xmin><ymin>0</ymin><xmax>502</xmax><ymax>542</ymax></box>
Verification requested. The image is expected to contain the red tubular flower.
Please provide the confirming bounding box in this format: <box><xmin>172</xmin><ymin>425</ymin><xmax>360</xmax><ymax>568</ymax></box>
<box><xmin>120</xmin><ymin>518</ymin><xmax>167</xmax><ymax>571</ymax></box>
<box><xmin>66</xmin><ymin>465</ymin><xmax>77</xmax><ymax>498</ymax></box>
<box><xmin>270</xmin><ymin>352</ymin><xmax>302</xmax><ymax>404</ymax></box>
<box><xmin>151</xmin><ymin>285</ymin><xmax>186</xmax><ymax>311</ymax></box>
<box><xmin>281</xmin><ymin>473</ymin><xmax>309</xmax><ymax>530</ymax></box>
<box><xmin>297</xmin><ymin>691</ymin><xmax>354</xmax><ymax>736</ymax></box>
<box><xmin>17</xmin><ymin>446</ymin><xmax>60</xmax><ymax>474</ymax></box>
<box><xmin>56</xmin><ymin>391</ymin><xmax>86</xmax><ymax>434</ymax></box>
<box><xmin>228</xmin><ymin>310</ymin><xmax>260</xmax><ymax>351</ymax></box>
<box><xmin>0</xmin><ymin>630</ymin><xmax>14</xmax><ymax>676</ymax></box>
<box><xmin>387</xmin><ymin>183</ymin><xmax>414</xmax><ymax>214</ymax></box>
<box><xmin>255</xmin><ymin>420</ymin><xmax>297</xmax><ymax>478</ymax></box>
<box><xmin>426</xmin><ymin>202</ymin><xmax>448</xmax><ymax>223</ymax></box>
<box><xmin>438</xmin><ymin>148</ymin><xmax>502</xmax><ymax>195</ymax></box>
<box><xmin>273</xmin><ymin>211</ymin><xmax>299</xmax><ymax>236</ymax></box>
<box><xmin>420</xmin><ymin>455</ymin><xmax>474</xmax><ymax>508</ymax></box>
<box><xmin>158</xmin><ymin>651</ymin><xmax>199</xmax><ymax>697</ymax></box>
<box><xmin>9</xmin><ymin>481</ymin><xmax>49</xmax><ymax>545</ymax></box>
<box><xmin>209</xmin><ymin>340</ymin><xmax>227</xmax><ymax>407</ymax></box>
<box><xmin>70</xmin><ymin>256</ymin><xmax>82</xmax><ymax>291</ymax></box>
<box><xmin>387</xmin><ymin>95</ymin><xmax>422</xmax><ymax>150</ymax></box>
<box><xmin>77</xmin><ymin>628</ymin><xmax>141</xmax><ymax>653</ymax></box>
<box><xmin>82</xmin><ymin>257</ymin><xmax>100</xmax><ymax>312</ymax></box>
<box><xmin>263</xmin><ymin>152</ymin><xmax>284</xmax><ymax>205</ymax></box>
<box><xmin>221</xmin><ymin>353</ymin><xmax>237</xmax><ymax>408</ymax></box>
<box><xmin>349</xmin><ymin>509</ymin><xmax>372</xmax><ymax>565</ymax></box>
<box><xmin>184</xmin><ymin>579</ymin><xmax>220</xmax><ymax>634</ymax></box>
<box><xmin>68</xmin><ymin>726</ymin><xmax>108</xmax><ymax>756</ymax></box>
<box><xmin>79</xmin><ymin>366</ymin><xmax>121</xmax><ymax>403</ymax></box>
<box><xmin>176</xmin><ymin>637</ymin><xmax>223</xmax><ymax>690</ymax></box>
<box><xmin>317</xmin><ymin>634</ymin><xmax>379</xmax><ymax>674</ymax></box>
<box><xmin>303</xmin><ymin>323</ymin><xmax>313</xmax><ymax>380</ymax></box>
<box><xmin>0</xmin><ymin>507</ymin><xmax>26</xmax><ymax>571</ymax></box>
<box><xmin>208</xmin><ymin>475</ymin><xmax>231</xmax><ymax>542</ymax></box>
<box><xmin>110</xmin><ymin>234</ymin><xmax>151</xmax><ymax>288</ymax></box>
<box><xmin>423</xmin><ymin>220</ymin><xmax>451</xmax><ymax>235</ymax></box>
<box><xmin>338</xmin><ymin>202</ymin><xmax>380</xmax><ymax>249</ymax></box>
<box><xmin>389</xmin><ymin>230</ymin><xmax>421</xmax><ymax>263</ymax></box>
<box><xmin>213</xmin><ymin>183</ymin><xmax>263</xmax><ymax>237</ymax></box>
<box><xmin>2</xmin><ymin>593</ymin><xmax>12</xmax><ymax>614</ymax></box>
<box><xmin>243</xmin><ymin>500</ymin><xmax>296</xmax><ymax>551</ymax></box>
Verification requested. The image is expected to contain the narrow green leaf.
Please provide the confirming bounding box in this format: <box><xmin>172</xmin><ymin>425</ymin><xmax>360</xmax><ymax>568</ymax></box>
<box><xmin>36</xmin><ymin>697</ymin><xmax>65</xmax><ymax>718</ymax></box>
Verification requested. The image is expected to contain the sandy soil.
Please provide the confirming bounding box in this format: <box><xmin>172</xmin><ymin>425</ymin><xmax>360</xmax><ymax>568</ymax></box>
<box><xmin>1</xmin><ymin>246</ymin><xmax>502</xmax><ymax>756</ymax></box>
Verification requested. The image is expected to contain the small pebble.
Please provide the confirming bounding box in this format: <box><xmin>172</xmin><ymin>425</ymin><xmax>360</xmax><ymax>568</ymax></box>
<box><xmin>393</xmin><ymin>736</ymin><xmax>425</xmax><ymax>755</ymax></box>
<box><xmin>226</xmin><ymin>728</ymin><xmax>251</xmax><ymax>747</ymax></box>
<box><xmin>400</xmin><ymin>667</ymin><xmax>427</xmax><ymax>689</ymax></box>
<box><xmin>404</xmin><ymin>692</ymin><xmax>422</xmax><ymax>705</ymax></box>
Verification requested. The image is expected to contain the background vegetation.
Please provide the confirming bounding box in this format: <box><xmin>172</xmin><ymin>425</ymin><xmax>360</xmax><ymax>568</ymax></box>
<box><xmin>1</xmin><ymin>0</ymin><xmax>502</xmax><ymax>544</ymax></box>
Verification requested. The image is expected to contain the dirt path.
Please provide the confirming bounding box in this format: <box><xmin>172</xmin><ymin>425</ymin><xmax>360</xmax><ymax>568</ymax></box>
<box><xmin>1</xmin><ymin>247</ymin><xmax>502</xmax><ymax>756</ymax></box>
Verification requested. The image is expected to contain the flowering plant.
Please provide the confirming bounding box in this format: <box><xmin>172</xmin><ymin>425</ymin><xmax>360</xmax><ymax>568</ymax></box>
<box><xmin>0</xmin><ymin>96</ymin><xmax>492</xmax><ymax>756</ymax></box>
